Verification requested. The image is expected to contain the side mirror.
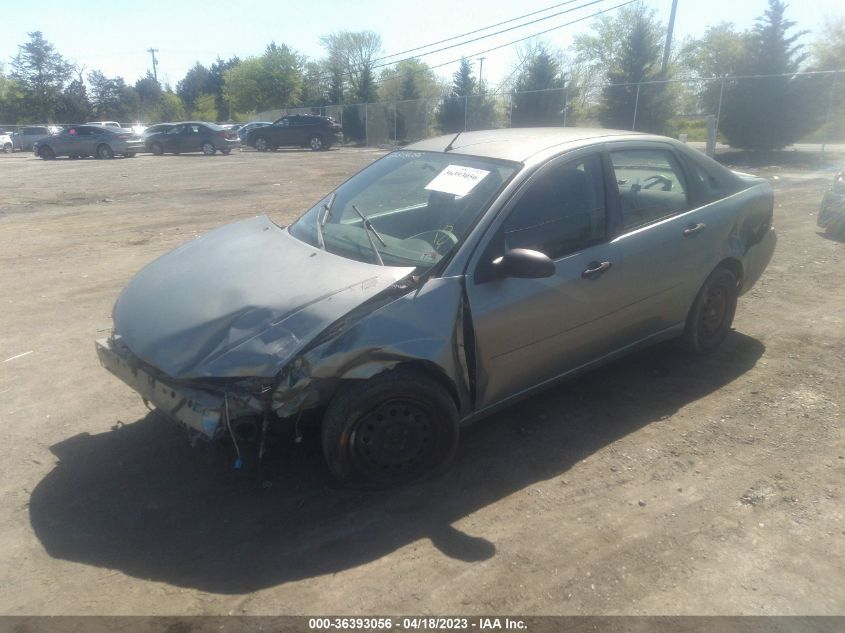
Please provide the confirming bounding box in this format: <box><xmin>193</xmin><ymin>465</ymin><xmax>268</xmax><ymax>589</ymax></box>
<box><xmin>492</xmin><ymin>248</ymin><xmax>555</xmax><ymax>279</ymax></box>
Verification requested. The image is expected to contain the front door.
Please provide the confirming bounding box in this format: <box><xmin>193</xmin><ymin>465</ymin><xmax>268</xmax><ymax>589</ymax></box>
<box><xmin>467</xmin><ymin>152</ymin><xmax>631</xmax><ymax>410</ymax></box>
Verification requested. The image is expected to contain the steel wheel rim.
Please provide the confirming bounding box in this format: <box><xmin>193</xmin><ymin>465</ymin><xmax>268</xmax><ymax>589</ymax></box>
<box><xmin>350</xmin><ymin>398</ymin><xmax>436</xmax><ymax>477</ymax></box>
<box><xmin>700</xmin><ymin>285</ymin><xmax>727</xmax><ymax>340</ymax></box>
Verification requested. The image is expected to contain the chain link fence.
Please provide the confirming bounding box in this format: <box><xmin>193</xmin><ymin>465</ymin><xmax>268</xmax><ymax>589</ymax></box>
<box><xmin>4</xmin><ymin>70</ymin><xmax>842</xmax><ymax>154</ymax></box>
<box><xmin>256</xmin><ymin>70</ymin><xmax>845</xmax><ymax>153</ymax></box>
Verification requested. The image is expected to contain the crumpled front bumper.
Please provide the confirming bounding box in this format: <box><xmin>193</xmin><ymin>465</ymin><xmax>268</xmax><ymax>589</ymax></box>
<box><xmin>96</xmin><ymin>336</ymin><xmax>226</xmax><ymax>439</ymax></box>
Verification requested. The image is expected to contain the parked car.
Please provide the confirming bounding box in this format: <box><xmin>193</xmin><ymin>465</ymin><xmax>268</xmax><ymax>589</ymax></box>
<box><xmin>244</xmin><ymin>114</ymin><xmax>342</xmax><ymax>151</ymax></box>
<box><xmin>817</xmin><ymin>168</ymin><xmax>845</xmax><ymax>237</ymax></box>
<box><xmin>33</xmin><ymin>124</ymin><xmax>144</xmax><ymax>159</ymax></box>
<box><xmin>12</xmin><ymin>126</ymin><xmax>53</xmax><ymax>151</ymax></box>
<box><xmin>142</xmin><ymin>123</ymin><xmax>174</xmax><ymax>137</ymax></box>
<box><xmin>97</xmin><ymin>128</ymin><xmax>776</xmax><ymax>487</ymax></box>
<box><xmin>1</xmin><ymin>131</ymin><xmax>12</xmax><ymax>153</ymax></box>
<box><xmin>144</xmin><ymin>121</ymin><xmax>239</xmax><ymax>155</ymax></box>
<box><xmin>237</xmin><ymin>121</ymin><xmax>271</xmax><ymax>142</ymax></box>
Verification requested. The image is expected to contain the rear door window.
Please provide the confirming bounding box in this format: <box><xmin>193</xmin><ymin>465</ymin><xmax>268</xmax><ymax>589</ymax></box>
<box><xmin>610</xmin><ymin>149</ymin><xmax>689</xmax><ymax>231</ymax></box>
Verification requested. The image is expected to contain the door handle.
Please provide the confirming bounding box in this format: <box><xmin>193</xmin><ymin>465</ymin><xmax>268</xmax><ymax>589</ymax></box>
<box><xmin>582</xmin><ymin>261</ymin><xmax>612</xmax><ymax>279</ymax></box>
<box><xmin>683</xmin><ymin>222</ymin><xmax>706</xmax><ymax>236</ymax></box>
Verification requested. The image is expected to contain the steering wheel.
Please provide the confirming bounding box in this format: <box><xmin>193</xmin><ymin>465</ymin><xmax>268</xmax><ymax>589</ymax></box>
<box><xmin>641</xmin><ymin>174</ymin><xmax>673</xmax><ymax>191</ymax></box>
<box><xmin>408</xmin><ymin>229</ymin><xmax>459</xmax><ymax>255</ymax></box>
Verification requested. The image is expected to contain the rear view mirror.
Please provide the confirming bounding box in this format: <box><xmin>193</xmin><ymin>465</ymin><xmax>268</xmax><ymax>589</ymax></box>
<box><xmin>493</xmin><ymin>248</ymin><xmax>555</xmax><ymax>279</ymax></box>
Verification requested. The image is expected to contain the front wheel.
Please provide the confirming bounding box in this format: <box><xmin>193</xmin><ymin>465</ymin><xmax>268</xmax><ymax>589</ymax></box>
<box><xmin>39</xmin><ymin>146</ymin><xmax>55</xmax><ymax>160</ymax></box>
<box><xmin>309</xmin><ymin>135</ymin><xmax>324</xmax><ymax>151</ymax></box>
<box><xmin>150</xmin><ymin>142</ymin><xmax>163</xmax><ymax>156</ymax></box>
<box><xmin>201</xmin><ymin>141</ymin><xmax>215</xmax><ymax>155</ymax></box>
<box><xmin>680</xmin><ymin>267</ymin><xmax>738</xmax><ymax>354</ymax></box>
<box><xmin>96</xmin><ymin>144</ymin><xmax>114</xmax><ymax>159</ymax></box>
<box><xmin>322</xmin><ymin>369</ymin><xmax>459</xmax><ymax>488</ymax></box>
<box><xmin>3</xmin><ymin>143</ymin><xmax>11</xmax><ymax>153</ymax></box>
<box><xmin>254</xmin><ymin>136</ymin><xmax>269</xmax><ymax>152</ymax></box>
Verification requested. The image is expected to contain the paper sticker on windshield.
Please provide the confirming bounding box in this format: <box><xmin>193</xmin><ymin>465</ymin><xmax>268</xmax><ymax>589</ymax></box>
<box><xmin>425</xmin><ymin>165</ymin><xmax>490</xmax><ymax>197</ymax></box>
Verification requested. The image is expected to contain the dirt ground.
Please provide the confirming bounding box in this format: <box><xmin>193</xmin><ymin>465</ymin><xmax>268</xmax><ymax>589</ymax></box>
<box><xmin>0</xmin><ymin>146</ymin><xmax>843</xmax><ymax>616</ymax></box>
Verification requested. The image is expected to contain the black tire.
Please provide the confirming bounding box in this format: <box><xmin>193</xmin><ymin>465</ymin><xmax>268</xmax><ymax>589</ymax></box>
<box><xmin>322</xmin><ymin>368</ymin><xmax>459</xmax><ymax>488</ymax></box>
<box><xmin>3</xmin><ymin>143</ymin><xmax>11</xmax><ymax>153</ymax></box>
<box><xmin>254</xmin><ymin>135</ymin><xmax>270</xmax><ymax>152</ymax></box>
<box><xmin>201</xmin><ymin>141</ymin><xmax>216</xmax><ymax>155</ymax></box>
<box><xmin>150</xmin><ymin>142</ymin><xmax>164</xmax><ymax>156</ymax></box>
<box><xmin>308</xmin><ymin>135</ymin><xmax>324</xmax><ymax>151</ymax></box>
<box><xmin>39</xmin><ymin>146</ymin><xmax>55</xmax><ymax>160</ymax></box>
<box><xmin>96</xmin><ymin>144</ymin><xmax>114</xmax><ymax>159</ymax></box>
<box><xmin>680</xmin><ymin>267</ymin><xmax>738</xmax><ymax>354</ymax></box>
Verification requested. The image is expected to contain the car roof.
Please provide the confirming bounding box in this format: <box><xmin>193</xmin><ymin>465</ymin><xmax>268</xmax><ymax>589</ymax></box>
<box><xmin>405</xmin><ymin>127</ymin><xmax>654</xmax><ymax>162</ymax></box>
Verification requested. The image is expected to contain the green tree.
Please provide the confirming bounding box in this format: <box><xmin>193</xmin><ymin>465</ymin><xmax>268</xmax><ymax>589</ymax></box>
<box><xmin>135</xmin><ymin>73</ymin><xmax>162</xmax><ymax>122</ymax></box>
<box><xmin>223</xmin><ymin>44</ymin><xmax>303</xmax><ymax>114</ymax></box>
<box><xmin>55</xmin><ymin>79</ymin><xmax>91</xmax><ymax>122</ymax></box>
<box><xmin>321</xmin><ymin>30</ymin><xmax>382</xmax><ymax>102</ymax></box>
<box><xmin>679</xmin><ymin>23</ymin><xmax>748</xmax><ymax>116</ymax></box>
<box><xmin>582</xmin><ymin>3</ymin><xmax>675</xmax><ymax>133</ymax></box>
<box><xmin>192</xmin><ymin>93</ymin><xmax>218</xmax><ymax>121</ymax></box>
<box><xmin>437</xmin><ymin>58</ymin><xmax>498</xmax><ymax>133</ymax></box>
<box><xmin>159</xmin><ymin>91</ymin><xmax>186</xmax><ymax>121</ymax></box>
<box><xmin>511</xmin><ymin>42</ymin><xmax>565</xmax><ymax>127</ymax></box>
<box><xmin>177</xmin><ymin>62</ymin><xmax>211</xmax><ymax>114</ymax></box>
<box><xmin>206</xmin><ymin>57</ymin><xmax>240</xmax><ymax>121</ymax></box>
<box><xmin>719</xmin><ymin>0</ymin><xmax>822</xmax><ymax>149</ymax></box>
<box><xmin>10</xmin><ymin>31</ymin><xmax>72</xmax><ymax>122</ymax></box>
<box><xmin>810</xmin><ymin>16</ymin><xmax>845</xmax><ymax>141</ymax></box>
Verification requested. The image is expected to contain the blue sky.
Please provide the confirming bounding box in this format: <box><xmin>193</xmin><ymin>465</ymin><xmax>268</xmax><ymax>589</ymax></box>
<box><xmin>1</xmin><ymin>0</ymin><xmax>840</xmax><ymax>90</ymax></box>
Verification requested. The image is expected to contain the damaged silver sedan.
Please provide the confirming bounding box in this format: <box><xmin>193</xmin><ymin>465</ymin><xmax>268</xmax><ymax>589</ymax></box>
<box><xmin>97</xmin><ymin>128</ymin><xmax>776</xmax><ymax>486</ymax></box>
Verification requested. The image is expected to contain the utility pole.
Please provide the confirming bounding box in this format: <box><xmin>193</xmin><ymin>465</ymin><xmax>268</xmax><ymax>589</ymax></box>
<box><xmin>147</xmin><ymin>48</ymin><xmax>159</xmax><ymax>83</ymax></box>
<box><xmin>477</xmin><ymin>57</ymin><xmax>487</xmax><ymax>89</ymax></box>
<box><xmin>660</xmin><ymin>0</ymin><xmax>678</xmax><ymax>76</ymax></box>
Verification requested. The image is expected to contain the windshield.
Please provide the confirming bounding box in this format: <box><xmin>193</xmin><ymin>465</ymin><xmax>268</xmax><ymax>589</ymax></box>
<box><xmin>289</xmin><ymin>150</ymin><xmax>519</xmax><ymax>268</ymax></box>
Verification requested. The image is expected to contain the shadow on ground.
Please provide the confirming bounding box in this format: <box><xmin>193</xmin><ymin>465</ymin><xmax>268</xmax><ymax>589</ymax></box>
<box><xmin>30</xmin><ymin>333</ymin><xmax>764</xmax><ymax>594</ymax></box>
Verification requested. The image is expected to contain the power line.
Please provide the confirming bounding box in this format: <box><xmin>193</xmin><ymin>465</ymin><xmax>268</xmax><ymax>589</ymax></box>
<box><xmin>372</xmin><ymin>0</ymin><xmax>637</xmax><ymax>88</ymax></box>
<box><xmin>369</xmin><ymin>0</ymin><xmax>609</xmax><ymax>74</ymax></box>
<box><xmin>373</xmin><ymin>0</ymin><xmax>594</xmax><ymax>64</ymax></box>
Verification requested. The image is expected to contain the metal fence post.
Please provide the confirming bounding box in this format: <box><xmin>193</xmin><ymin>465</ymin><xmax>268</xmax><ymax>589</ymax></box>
<box><xmin>464</xmin><ymin>95</ymin><xmax>469</xmax><ymax>131</ymax></box>
<box><xmin>365</xmin><ymin>103</ymin><xmax>369</xmax><ymax>147</ymax></box>
<box><xmin>715</xmin><ymin>76</ymin><xmax>726</xmax><ymax>142</ymax></box>
<box><xmin>394</xmin><ymin>102</ymin><xmax>398</xmax><ymax>144</ymax></box>
<box><xmin>632</xmin><ymin>82</ymin><xmax>641</xmax><ymax>131</ymax></box>
<box><xmin>821</xmin><ymin>75</ymin><xmax>837</xmax><ymax>156</ymax></box>
<box><xmin>509</xmin><ymin>93</ymin><xmax>514</xmax><ymax>128</ymax></box>
<box><xmin>562</xmin><ymin>85</ymin><xmax>567</xmax><ymax>127</ymax></box>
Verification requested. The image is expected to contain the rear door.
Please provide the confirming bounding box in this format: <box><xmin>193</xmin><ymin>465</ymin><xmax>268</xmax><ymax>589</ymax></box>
<box><xmin>162</xmin><ymin>124</ymin><xmax>185</xmax><ymax>152</ymax></box>
<box><xmin>607</xmin><ymin>143</ymin><xmax>718</xmax><ymax>338</ymax></box>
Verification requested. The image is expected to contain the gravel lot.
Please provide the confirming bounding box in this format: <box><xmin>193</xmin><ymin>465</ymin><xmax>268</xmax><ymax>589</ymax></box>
<box><xmin>1</xmin><ymin>147</ymin><xmax>843</xmax><ymax>615</ymax></box>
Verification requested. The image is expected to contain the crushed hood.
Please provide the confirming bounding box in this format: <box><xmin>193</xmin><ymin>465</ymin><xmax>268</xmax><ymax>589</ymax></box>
<box><xmin>113</xmin><ymin>215</ymin><xmax>414</xmax><ymax>379</ymax></box>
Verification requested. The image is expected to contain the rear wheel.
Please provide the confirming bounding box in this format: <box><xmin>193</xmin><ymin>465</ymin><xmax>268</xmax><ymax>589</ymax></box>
<box><xmin>96</xmin><ymin>144</ymin><xmax>114</xmax><ymax>159</ymax></box>
<box><xmin>680</xmin><ymin>267</ymin><xmax>738</xmax><ymax>354</ymax></box>
<box><xmin>309</xmin><ymin>135</ymin><xmax>324</xmax><ymax>151</ymax></box>
<box><xmin>201</xmin><ymin>141</ymin><xmax>215</xmax><ymax>155</ymax></box>
<box><xmin>150</xmin><ymin>142</ymin><xmax>163</xmax><ymax>156</ymax></box>
<box><xmin>39</xmin><ymin>146</ymin><xmax>55</xmax><ymax>160</ymax></box>
<box><xmin>254</xmin><ymin>136</ymin><xmax>269</xmax><ymax>152</ymax></box>
<box><xmin>322</xmin><ymin>369</ymin><xmax>459</xmax><ymax>488</ymax></box>
<box><xmin>3</xmin><ymin>142</ymin><xmax>11</xmax><ymax>153</ymax></box>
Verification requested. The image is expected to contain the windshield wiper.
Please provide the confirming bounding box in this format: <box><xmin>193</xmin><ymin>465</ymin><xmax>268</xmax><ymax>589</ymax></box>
<box><xmin>352</xmin><ymin>204</ymin><xmax>385</xmax><ymax>266</ymax></box>
<box><xmin>314</xmin><ymin>192</ymin><xmax>336</xmax><ymax>250</ymax></box>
